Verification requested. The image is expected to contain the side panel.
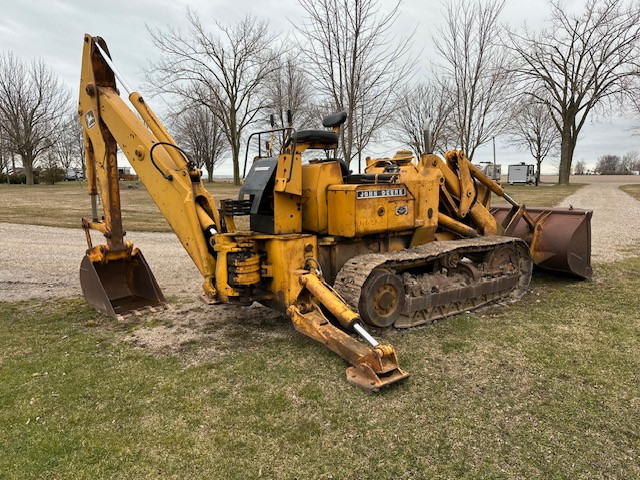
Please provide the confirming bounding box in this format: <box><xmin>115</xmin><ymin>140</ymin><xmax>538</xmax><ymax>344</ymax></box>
<box><xmin>301</xmin><ymin>162</ymin><xmax>343</xmax><ymax>234</ymax></box>
<box><xmin>327</xmin><ymin>184</ymin><xmax>415</xmax><ymax>237</ymax></box>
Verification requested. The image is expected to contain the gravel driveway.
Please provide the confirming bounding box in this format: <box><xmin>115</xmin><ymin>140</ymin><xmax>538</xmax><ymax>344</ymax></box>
<box><xmin>1</xmin><ymin>175</ymin><xmax>639</xmax><ymax>302</ymax></box>
<box><xmin>0</xmin><ymin>224</ymin><xmax>201</xmax><ymax>302</ymax></box>
<box><xmin>556</xmin><ymin>176</ymin><xmax>640</xmax><ymax>263</ymax></box>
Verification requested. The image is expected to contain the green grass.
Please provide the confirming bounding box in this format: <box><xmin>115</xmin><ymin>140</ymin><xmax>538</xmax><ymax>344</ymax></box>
<box><xmin>1</xmin><ymin>258</ymin><xmax>639</xmax><ymax>478</ymax></box>
<box><xmin>0</xmin><ymin>181</ymin><xmax>241</xmax><ymax>232</ymax></box>
<box><xmin>620</xmin><ymin>183</ymin><xmax>640</xmax><ymax>201</ymax></box>
<box><xmin>491</xmin><ymin>183</ymin><xmax>584</xmax><ymax>207</ymax></box>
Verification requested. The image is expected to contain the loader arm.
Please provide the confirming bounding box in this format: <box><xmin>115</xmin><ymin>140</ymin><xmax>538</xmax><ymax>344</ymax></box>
<box><xmin>78</xmin><ymin>35</ymin><xmax>220</xmax><ymax>294</ymax></box>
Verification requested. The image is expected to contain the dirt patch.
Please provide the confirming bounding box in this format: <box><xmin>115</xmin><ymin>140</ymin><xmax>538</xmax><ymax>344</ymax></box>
<box><xmin>119</xmin><ymin>300</ymin><xmax>294</xmax><ymax>366</ymax></box>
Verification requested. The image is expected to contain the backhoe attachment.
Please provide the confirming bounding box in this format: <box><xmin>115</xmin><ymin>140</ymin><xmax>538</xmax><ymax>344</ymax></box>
<box><xmin>78</xmin><ymin>34</ymin><xmax>219</xmax><ymax>318</ymax></box>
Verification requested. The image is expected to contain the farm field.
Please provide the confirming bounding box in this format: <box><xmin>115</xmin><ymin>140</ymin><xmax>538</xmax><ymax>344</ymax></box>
<box><xmin>0</xmin><ymin>180</ymin><xmax>240</xmax><ymax>232</ymax></box>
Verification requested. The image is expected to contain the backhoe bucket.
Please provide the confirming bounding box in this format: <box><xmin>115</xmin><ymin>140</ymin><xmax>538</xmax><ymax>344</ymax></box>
<box><xmin>80</xmin><ymin>250</ymin><xmax>166</xmax><ymax>318</ymax></box>
<box><xmin>491</xmin><ymin>206</ymin><xmax>593</xmax><ymax>280</ymax></box>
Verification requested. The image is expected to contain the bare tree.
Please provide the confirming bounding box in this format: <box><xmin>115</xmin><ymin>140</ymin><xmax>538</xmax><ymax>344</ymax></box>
<box><xmin>573</xmin><ymin>159</ymin><xmax>586</xmax><ymax>175</ymax></box>
<box><xmin>172</xmin><ymin>104</ymin><xmax>227</xmax><ymax>181</ymax></box>
<box><xmin>295</xmin><ymin>0</ymin><xmax>413</xmax><ymax>171</ymax></box>
<box><xmin>510</xmin><ymin>0</ymin><xmax>640</xmax><ymax>184</ymax></box>
<box><xmin>0</xmin><ymin>52</ymin><xmax>71</xmax><ymax>185</ymax></box>
<box><xmin>595</xmin><ymin>154</ymin><xmax>624</xmax><ymax>174</ymax></box>
<box><xmin>508</xmin><ymin>100</ymin><xmax>560</xmax><ymax>185</ymax></box>
<box><xmin>0</xmin><ymin>131</ymin><xmax>9</xmax><ymax>183</ymax></box>
<box><xmin>266</xmin><ymin>54</ymin><xmax>315</xmax><ymax>130</ymax></box>
<box><xmin>392</xmin><ymin>81</ymin><xmax>453</xmax><ymax>156</ymax></box>
<box><xmin>434</xmin><ymin>0</ymin><xmax>513</xmax><ymax>161</ymax></box>
<box><xmin>621</xmin><ymin>150</ymin><xmax>640</xmax><ymax>172</ymax></box>
<box><xmin>147</xmin><ymin>11</ymin><xmax>281</xmax><ymax>185</ymax></box>
<box><xmin>52</xmin><ymin>114</ymin><xmax>83</xmax><ymax>176</ymax></box>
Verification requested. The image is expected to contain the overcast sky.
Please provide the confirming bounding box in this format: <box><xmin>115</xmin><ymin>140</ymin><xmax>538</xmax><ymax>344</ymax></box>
<box><xmin>1</xmin><ymin>0</ymin><xmax>638</xmax><ymax>175</ymax></box>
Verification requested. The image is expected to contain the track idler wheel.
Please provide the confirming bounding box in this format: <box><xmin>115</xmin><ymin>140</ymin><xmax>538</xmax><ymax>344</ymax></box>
<box><xmin>485</xmin><ymin>244</ymin><xmax>520</xmax><ymax>273</ymax></box>
<box><xmin>359</xmin><ymin>269</ymin><xmax>405</xmax><ymax>327</ymax></box>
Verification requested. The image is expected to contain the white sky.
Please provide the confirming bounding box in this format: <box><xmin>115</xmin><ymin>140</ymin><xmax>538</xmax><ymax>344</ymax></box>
<box><xmin>1</xmin><ymin>0</ymin><xmax>638</xmax><ymax>175</ymax></box>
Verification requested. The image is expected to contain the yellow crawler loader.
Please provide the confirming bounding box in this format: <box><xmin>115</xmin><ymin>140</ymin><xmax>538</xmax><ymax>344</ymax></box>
<box><xmin>77</xmin><ymin>35</ymin><xmax>592</xmax><ymax>392</ymax></box>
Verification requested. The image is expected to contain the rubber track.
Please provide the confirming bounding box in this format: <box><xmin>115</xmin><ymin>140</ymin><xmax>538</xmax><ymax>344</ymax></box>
<box><xmin>333</xmin><ymin>236</ymin><xmax>532</xmax><ymax>328</ymax></box>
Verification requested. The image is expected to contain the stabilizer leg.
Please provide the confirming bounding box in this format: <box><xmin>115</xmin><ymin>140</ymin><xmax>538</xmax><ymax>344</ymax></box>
<box><xmin>286</xmin><ymin>274</ymin><xmax>409</xmax><ymax>392</ymax></box>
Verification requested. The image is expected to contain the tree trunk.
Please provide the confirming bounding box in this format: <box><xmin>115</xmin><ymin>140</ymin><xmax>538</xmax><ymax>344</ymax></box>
<box><xmin>558</xmin><ymin>130</ymin><xmax>576</xmax><ymax>185</ymax></box>
<box><xmin>536</xmin><ymin>156</ymin><xmax>542</xmax><ymax>186</ymax></box>
<box><xmin>232</xmin><ymin>142</ymin><xmax>240</xmax><ymax>186</ymax></box>
<box><xmin>23</xmin><ymin>154</ymin><xmax>35</xmax><ymax>186</ymax></box>
<box><xmin>207</xmin><ymin>164</ymin><xmax>214</xmax><ymax>183</ymax></box>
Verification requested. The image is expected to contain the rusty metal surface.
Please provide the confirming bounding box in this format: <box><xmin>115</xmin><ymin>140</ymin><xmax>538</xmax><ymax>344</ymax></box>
<box><xmin>287</xmin><ymin>303</ymin><xmax>409</xmax><ymax>392</ymax></box>
<box><xmin>80</xmin><ymin>250</ymin><xmax>166</xmax><ymax>318</ymax></box>
<box><xmin>491</xmin><ymin>205</ymin><xmax>592</xmax><ymax>279</ymax></box>
<box><xmin>334</xmin><ymin>236</ymin><xmax>532</xmax><ymax>328</ymax></box>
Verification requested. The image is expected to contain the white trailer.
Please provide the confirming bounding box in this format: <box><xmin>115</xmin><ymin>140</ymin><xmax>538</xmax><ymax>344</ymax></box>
<box><xmin>508</xmin><ymin>163</ymin><xmax>535</xmax><ymax>185</ymax></box>
<box><xmin>476</xmin><ymin>161</ymin><xmax>501</xmax><ymax>181</ymax></box>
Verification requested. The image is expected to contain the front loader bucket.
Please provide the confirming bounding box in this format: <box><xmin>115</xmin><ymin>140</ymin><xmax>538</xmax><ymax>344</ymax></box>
<box><xmin>80</xmin><ymin>250</ymin><xmax>166</xmax><ymax>318</ymax></box>
<box><xmin>491</xmin><ymin>206</ymin><xmax>593</xmax><ymax>280</ymax></box>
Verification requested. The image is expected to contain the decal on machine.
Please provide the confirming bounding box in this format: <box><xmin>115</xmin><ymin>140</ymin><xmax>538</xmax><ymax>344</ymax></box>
<box><xmin>84</xmin><ymin>110</ymin><xmax>96</xmax><ymax>129</ymax></box>
<box><xmin>395</xmin><ymin>205</ymin><xmax>408</xmax><ymax>215</ymax></box>
<box><xmin>356</xmin><ymin>188</ymin><xmax>406</xmax><ymax>199</ymax></box>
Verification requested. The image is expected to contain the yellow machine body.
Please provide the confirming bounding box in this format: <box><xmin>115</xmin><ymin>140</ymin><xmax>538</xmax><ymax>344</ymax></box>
<box><xmin>77</xmin><ymin>34</ymin><xmax>591</xmax><ymax>392</ymax></box>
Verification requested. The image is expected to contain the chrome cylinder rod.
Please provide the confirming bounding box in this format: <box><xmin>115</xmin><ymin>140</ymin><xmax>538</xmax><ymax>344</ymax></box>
<box><xmin>353</xmin><ymin>323</ymin><xmax>379</xmax><ymax>348</ymax></box>
<box><xmin>502</xmin><ymin>192</ymin><xmax>520</xmax><ymax>208</ymax></box>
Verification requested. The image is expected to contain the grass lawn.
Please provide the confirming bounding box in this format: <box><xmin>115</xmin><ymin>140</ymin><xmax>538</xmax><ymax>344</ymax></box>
<box><xmin>491</xmin><ymin>183</ymin><xmax>584</xmax><ymax>207</ymax></box>
<box><xmin>1</xmin><ymin>257</ymin><xmax>638</xmax><ymax>479</ymax></box>
<box><xmin>620</xmin><ymin>183</ymin><xmax>640</xmax><ymax>201</ymax></box>
<box><xmin>0</xmin><ymin>181</ymin><xmax>241</xmax><ymax>232</ymax></box>
<box><xmin>0</xmin><ymin>180</ymin><xmax>584</xmax><ymax>233</ymax></box>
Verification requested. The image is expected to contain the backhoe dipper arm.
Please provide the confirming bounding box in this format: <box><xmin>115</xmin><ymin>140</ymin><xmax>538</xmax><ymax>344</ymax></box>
<box><xmin>78</xmin><ymin>35</ymin><xmax>220</xmax><ymax>294</ymax></box>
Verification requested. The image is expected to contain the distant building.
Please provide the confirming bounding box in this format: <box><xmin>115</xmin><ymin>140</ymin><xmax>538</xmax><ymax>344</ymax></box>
<box><xmin>118</xmin><ymin>166</ymin><xmax>138</xmax><ymax>181</ymax></box>
<box><xmin>8</xmin><ymin>166</ymin><xmax>25</xmax><ymax>175</ymax></box>
<box><xmin>66</xmin><ymin>168</ymin><xmax>85</xmax><ymax>181</ymax></box>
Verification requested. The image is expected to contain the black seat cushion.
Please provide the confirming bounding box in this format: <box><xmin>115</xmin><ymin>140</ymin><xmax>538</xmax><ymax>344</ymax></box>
<box><xmin>322</xmin><ymin>111</ymin><xmax>347</xmax><ymax>128</ymax></box>
<box><xmin>292</xmin><ymin>129</ymin><xmax>339</xmax><ymax>148</ymax></box>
